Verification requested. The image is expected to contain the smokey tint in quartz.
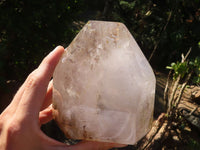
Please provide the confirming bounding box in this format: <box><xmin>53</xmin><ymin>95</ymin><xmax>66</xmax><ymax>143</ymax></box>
<box><xmin>52</xmin><ymin>21</ymin><xmax>156</xmax><ymax>145</ymax></box>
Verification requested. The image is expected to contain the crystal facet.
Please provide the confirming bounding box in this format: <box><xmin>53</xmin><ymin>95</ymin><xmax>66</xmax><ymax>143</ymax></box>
<box><xmin>52</xmin><ymin>21</ymin><xmax>156</xmax><ymax>145</ymax></box>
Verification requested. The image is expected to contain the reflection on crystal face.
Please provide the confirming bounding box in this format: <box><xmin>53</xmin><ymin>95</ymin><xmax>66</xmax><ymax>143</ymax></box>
<box><xmin>52</xmin><ymin>21</ymin><xmax>156</xmax><ymax>145</ymax></box>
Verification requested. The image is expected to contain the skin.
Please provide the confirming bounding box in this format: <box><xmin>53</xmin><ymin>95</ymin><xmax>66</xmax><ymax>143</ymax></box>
<box><xmin>0</xmin><ymin>46</ymin><xmax>125</xmax><ymax>150</ymax></box>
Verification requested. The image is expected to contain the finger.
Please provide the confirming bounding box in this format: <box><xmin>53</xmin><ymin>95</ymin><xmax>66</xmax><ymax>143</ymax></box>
<box><xmin>16</xmin><ymin>46</ymin><xmax>64</xmax><ymax>122</ymax></box>
<box><xmin>39</xmin><ymin>106</ymin><xmax>53</xmax><ymax>126</ymax></box>
<box><xmin>41</xmin><ymin>80</ymin><xmax>53</xmax><ymax>111</ymax></box>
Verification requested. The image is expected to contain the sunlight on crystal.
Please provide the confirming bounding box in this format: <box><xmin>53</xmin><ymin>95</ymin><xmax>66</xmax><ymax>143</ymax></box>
<box><xmin>52</xmin><ymin>21</ymin><xmax>156</xmax><ymax>145</ymax></box>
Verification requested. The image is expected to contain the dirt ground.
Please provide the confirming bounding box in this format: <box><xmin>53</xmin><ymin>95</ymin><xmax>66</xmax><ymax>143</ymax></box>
<box><xmin>145</xmin><ymin>71</ymin><xmax>200</xmax><ymax>150</ymax></box>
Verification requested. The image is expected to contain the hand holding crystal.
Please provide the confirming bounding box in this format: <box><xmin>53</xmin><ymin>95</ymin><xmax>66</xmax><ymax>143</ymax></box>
<box><xmin>0</xmin><ymin>46</ymin><xmax>125</xmax><ymax>150</ymax></box>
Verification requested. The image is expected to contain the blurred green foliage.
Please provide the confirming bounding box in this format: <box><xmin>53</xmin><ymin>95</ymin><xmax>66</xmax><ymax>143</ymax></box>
<box><xmin>109</xmin><ymin>0</ymin><xmax>200</xmax><ymax>68</ymax></box>
<box><xmin>0</xmin><ymin>1</ymin><xmax>200</xmax><ymax>147</ymax></box>
<box><xmin>189</xmin><ymin>57</ymin><xmax>200</xmax><ymax>84</ymax></box>
<box><xmin>0</xmin><ymin>0</ymin><xmax>84</xmax><ymax>89</ymax></box>
<box><xmin>187</xmin><ymin>138</ymin><xmax>200</xmax><ymax>150</ymax></box>
<box><xmin>0</xmin><ymin>0</ymin><xmax>200</xmax><ymax>90</ymax></box>
<box><xmin>166</xmin><ymin>57</ymin><xmax>200</xmax><ymax>85</ymax></box>
<box><xmin>166</xmin><ymin>61</ymin><xmax>189</xmax><ymax>80</ymax></box>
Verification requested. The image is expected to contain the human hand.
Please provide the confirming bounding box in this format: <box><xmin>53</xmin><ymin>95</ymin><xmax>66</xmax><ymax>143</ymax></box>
<box><xmin>0</xmin><ymin>46</ymin><xmax>125</xmax><ymax>150</ymax></box>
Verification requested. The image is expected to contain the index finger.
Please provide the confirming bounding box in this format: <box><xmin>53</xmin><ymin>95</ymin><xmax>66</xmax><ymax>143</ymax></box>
<box><xmin>16</xmin><ymin>46</ymin><xmax>64</xmax><ymax>122</ymax></box>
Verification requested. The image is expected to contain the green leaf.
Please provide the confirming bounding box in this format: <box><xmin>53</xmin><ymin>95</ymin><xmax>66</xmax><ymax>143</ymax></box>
<box><xmin>171</xmin><ymin>62</ymin><xmax>176</xmax><ymax>67</ymax></box>
<box><xmin>166</xmin><ymin>66</ymin><xmax>172</xmax><ymax>69</ymax></box>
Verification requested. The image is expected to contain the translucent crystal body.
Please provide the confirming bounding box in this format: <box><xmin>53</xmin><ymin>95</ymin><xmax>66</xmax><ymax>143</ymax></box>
<box><xmin>52</xmin><ymin>21</ymin><xmax>156</xmax><ymax>145</ymax></box>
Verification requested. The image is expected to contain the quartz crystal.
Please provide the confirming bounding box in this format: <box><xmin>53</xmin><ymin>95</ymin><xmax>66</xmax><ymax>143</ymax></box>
<box><xmin>52</xmin><ymin>21</ymin><xmax>156</xmax><ymax>145</ymax></box>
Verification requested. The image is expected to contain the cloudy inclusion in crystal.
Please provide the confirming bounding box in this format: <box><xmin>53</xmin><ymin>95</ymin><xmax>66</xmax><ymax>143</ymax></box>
<box><xmin>52</xmin><ymin>21</ymin><xmax>156</xmax><ymax>145</ymax></box>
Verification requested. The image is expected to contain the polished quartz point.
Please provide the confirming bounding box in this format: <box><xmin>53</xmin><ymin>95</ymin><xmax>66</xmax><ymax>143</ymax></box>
<box><xmin>52</xmin><ymin>21</ymin><xmax>156</xmax><ymax>145</ymax></box>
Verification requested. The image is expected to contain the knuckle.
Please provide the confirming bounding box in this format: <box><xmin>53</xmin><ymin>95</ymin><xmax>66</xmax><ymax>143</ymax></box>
<box><xmin>25</xmin><ymin>69</ymin><xmax>41</xmax><ymax>89</ymax></box>
<box><xmin>41</xmin><ymin>57</ymin><xmax>54</xmax><ymax>73</ymax></box>
<box><xmin>43</xmin><ymin>55</ymin><xmax>52</xmax><ymax>66</ymax></box>
<box><xmin>6</xmin><ymin>121</ymin><xmax>22</xmax><ymax>136</ymax></box>
<box><xmin>2</xmin><ymin>120</ymin><xmax>24</xmax><ymax>148</ymax></box>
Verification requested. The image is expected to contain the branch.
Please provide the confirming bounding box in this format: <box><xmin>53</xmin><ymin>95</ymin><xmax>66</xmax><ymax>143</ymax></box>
<box><xmin>167</xmin><ymin>48</ymin><xmax>192</xmax><ymax>114</ymax></box>
<box><xmin>174</xmin><ymin>72</ymin><xmax>193</xmax><ymax>108</ymax></box>
<box><xmin>164</xmin><ymin>70</ymin><xmax>172</xmax><ymax>109</ymax></box>
<box><xmin>167</xmin><ymin>75</ymin><xmax>181</xmax><ymax>114</ymax></box>
<box><xmin>148</xmin><ymin>11</ymin><xmax>173</xmax><ymax>62</ymax></box>
<box><xmin>181</xmin><ymin>47</ymin><xmax>192</xmax><ymax>63</ymax></box>
<box><xmin>137</xmin><ymin>113</ymin><xmax>166</xmax><ymax>150</ymax></box>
